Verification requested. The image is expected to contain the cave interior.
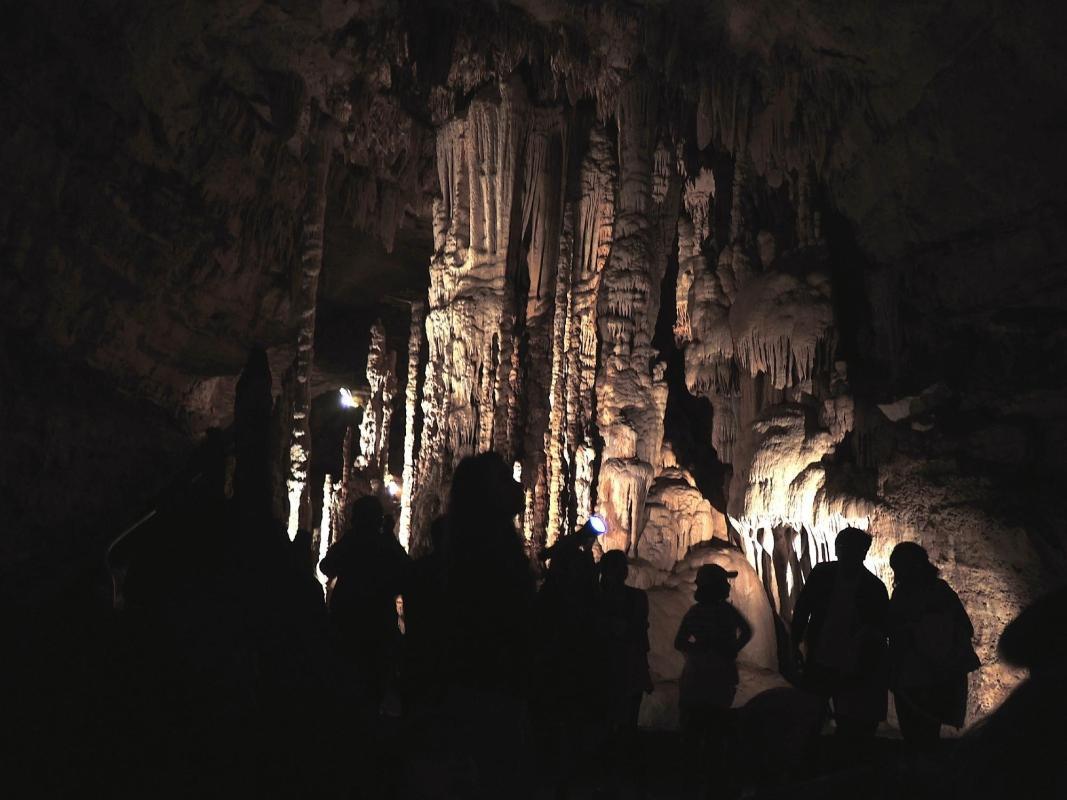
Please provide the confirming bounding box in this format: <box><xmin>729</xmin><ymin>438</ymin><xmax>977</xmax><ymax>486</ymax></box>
<box><xmin>3</xmin><ymin>0</ymin><xmax>1066</xmax><ymax>796</ymax></box>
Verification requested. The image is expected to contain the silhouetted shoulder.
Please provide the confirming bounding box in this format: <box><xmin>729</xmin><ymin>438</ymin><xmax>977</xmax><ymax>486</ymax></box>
<box><xmin>864</xmin><ymin>569</ymin><xmax>889</xmax><ymax>598</ymax></box>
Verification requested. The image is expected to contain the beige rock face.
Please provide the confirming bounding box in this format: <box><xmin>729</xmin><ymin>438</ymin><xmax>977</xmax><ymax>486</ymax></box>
<box><xmin>867</xmin><ymin>453</ymin><xmax>1043</xmax><ymax>722</ymax></box>
<box><xmin>639</xmin><ymin>455</ymin><xmax>728</xmax><ymax>571</ymax></box>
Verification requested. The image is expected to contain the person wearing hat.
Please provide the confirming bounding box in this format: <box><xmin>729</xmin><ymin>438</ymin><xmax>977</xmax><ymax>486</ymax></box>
<box><xmin>674</xmin><ymin>562</ymin><xmax>753</xmax><ymax>772</ymax></box>
<box><xmin>791</xmin><ymin>527</ymin><xmax>889</xmax><ymax>746</ymax></box>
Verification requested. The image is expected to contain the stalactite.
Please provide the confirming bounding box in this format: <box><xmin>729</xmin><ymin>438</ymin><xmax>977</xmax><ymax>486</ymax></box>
<box><xmin>683</xmin><ymin>167</ymin><xmax>716</xmax><ymax>248</ymax></box>
<box><xmin>398</xmin><ymin>300</ymin><xmax>425</xmax><ymax>553</ymax></box>
<box><xmin>286</xmin><ymin>113</ymin><xmax>333</xmax><ymax>541</ymax></box>
<box><xmin>670</xmin><ymin>143</ymin><xmax>863</xmax><ymax>615</ymax></box>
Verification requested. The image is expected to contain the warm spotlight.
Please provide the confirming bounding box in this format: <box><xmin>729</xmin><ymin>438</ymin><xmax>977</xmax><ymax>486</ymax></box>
<box><xmin>385</xmin><ymin>476</ymin><xmax>402</xmax><ymax>499</ymax></box>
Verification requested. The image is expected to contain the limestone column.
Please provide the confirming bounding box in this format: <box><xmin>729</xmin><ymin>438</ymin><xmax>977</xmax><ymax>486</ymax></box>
<box><xmin>286</xmin><ymin>111</ymin><xmax>333</xmax><ymax>541</ymax></box>
<box><xmin>398</xmin><ymin>300</ymin><xmax>425</xmax><ymax>552</ymax></box>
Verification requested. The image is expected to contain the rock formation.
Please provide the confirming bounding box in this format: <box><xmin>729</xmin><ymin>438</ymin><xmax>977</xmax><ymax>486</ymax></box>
<box><xmin>398</xmin><ymin>301</ymin><xmax>425</xmax><ymax>552</ymax></box>
<box><xmin>285</xmin><ymin>112</ymin><xmax>335</xmax><ymax>540</ymax></box>
<box><xmin>5</xmin><ymin>0</ymin><xmax>1063</xmax><ymax>728</ymax></box>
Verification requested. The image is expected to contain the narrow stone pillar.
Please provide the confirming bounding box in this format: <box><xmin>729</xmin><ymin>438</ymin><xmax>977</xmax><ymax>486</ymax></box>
<box><xmin>398</xmin><ymin>300</ymin><xmax>425</xmax><ymax>552</ymax></box>
<box><xmin>286</xmin><ymin>112</ymin><xmax>333</xmax><ymax>541</ymax></box>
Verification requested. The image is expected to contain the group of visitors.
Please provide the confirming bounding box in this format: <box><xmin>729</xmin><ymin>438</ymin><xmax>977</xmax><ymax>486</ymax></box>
<box><xmin>668</xmin><ymin>526</ymin><xmax>981</xmax><ymax>791</ymax></box>
<box><xmin>790</xmin><ymin>528</ymin><xmax>980</xmax><ymax>748</ymax></box>
<box><xmin>102</xmin><ymin>428</ymin><xmax>1063</xmax><ymax>799</ymax></box>
<box><xmin>319</xmin><ymin>451</ymin><xmax>654</xmax><ymax>797</ymax></box>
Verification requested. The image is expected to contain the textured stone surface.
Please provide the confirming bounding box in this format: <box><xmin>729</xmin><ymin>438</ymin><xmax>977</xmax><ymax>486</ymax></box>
<box><xmin>3</xmin><ymin>0</ymin><xmax>1065</xmax><ymax>729</ymax></box>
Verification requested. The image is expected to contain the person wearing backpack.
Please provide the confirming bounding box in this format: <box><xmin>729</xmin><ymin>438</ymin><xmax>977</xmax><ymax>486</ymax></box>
<box><xmin>888</xmin><ymin>542</ymin><xmax>980</xmax><ymax>748</ymax></box>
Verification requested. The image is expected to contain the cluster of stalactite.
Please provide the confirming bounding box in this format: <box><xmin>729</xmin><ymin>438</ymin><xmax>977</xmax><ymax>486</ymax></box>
<box><xmin>282</xmin><ymin>70</ymin><xmax>873</xmax><ymax>625</ymax></box>
<box><xmin>396</xmin><ymin>72</ymin><xmax>725</xmax><ymax>565</ymax></box>
<box><xmin>329</xmin><ymin>319</ymin><xmax>398</xmax><ymax>540</ymax></box>
<box><xmin>673</xmin><ymin>155</ymin><xmax>870</xmax><ymax>617</ymax></box>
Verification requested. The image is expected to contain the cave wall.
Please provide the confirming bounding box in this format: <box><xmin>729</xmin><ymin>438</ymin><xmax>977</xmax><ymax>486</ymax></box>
<box><xmin>3</xmin><ymin>0</ymin><xmax>1065</xmax><ymax>723</ymax></box>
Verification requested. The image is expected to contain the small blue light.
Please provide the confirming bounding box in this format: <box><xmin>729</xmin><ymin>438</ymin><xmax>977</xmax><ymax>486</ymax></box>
<box><xmin>588</xmin><ymin>515</ymin><xmax>607</xmax><ymax>535</ymax></box>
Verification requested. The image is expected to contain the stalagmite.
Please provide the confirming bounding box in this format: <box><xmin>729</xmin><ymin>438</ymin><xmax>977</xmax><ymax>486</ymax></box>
<box><xmin>397</xmin><ymin>300</ymin><xmax>425</xmax><ymax>552</ymax></box>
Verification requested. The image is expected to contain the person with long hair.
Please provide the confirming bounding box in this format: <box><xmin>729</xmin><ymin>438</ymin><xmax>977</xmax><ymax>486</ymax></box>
<box><xmin>888</xmin><ymin>541</ymin><xmax>979</xmax><ymax>747</ymax></box>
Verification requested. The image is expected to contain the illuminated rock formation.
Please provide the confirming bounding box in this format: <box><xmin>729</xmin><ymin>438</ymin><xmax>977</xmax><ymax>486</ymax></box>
<box><xmin>564</xmin><ymin>126</ymin><xmax>617</xmax><ymax>532</ymax></box>
<box><xmin>408</xmin><ymin>80</ymin><xmax>527</xmax><ymax>551</ymax></box>
<box><xmin>639</xmin><ymin>445</ymin><xmax>728</xmax><ymax>571</ymax></box>
<box><xmin>545</xmin><ymin>205</ymin><xmax>575</xmax><ymax>547</ymax></box>
<box><xmin>9</xmin><ymin>0</ymin><xmax>1063</xmax><ymax>743</ymax></box>
<box><xmin>594</xmin><ymin>74</ymin><xmax>674</xmax><ymax>557</ymax></box>
<box><xmin>397</xmin><ymin>301</ymin><xmax>425</xmax><ymax>552</ymax></box>
<box><xmin>355</xmin><ymin>320</ymin><xmax>397</xmax><ymax>478</ymax></box>
<box><xmin>518</xmin><ymin>108</ymin><xmax>566</xmax><ymax>552</ymax></box>
<box><xmin>286</xmin><ymin>112</ymin><xmax>334</xmax><ymax>541</ymax></box>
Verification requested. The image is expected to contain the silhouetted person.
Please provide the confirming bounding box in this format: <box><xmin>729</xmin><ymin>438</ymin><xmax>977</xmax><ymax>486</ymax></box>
<box><xmin>441</xmin><ymin>452</ymin><xmax>533</xmax><ymax>694</ymax></box>
<box><xmin>675</xmin><ymin>563</ymin><xmax>752</xmax><ymax>779</ymax></box>
<box><xmin>792</xmin><ymin>527</ymin><xmax>888</xmax><ymax>742</ymax></box>
<box><xmin>949</xmin><ymin>584</ymin><xmax>1067</xmax><ymax>800</ymax></box>
<box><xmin>598</xmin><ymin>549</ymin><xmax>653</xmax><ymax>793</ymax></box>
<box><xmin>438</xmin><ymin>452</ymin><xmax>534</xmax><ymax>798</ymax></box>
<box><xmin>403</xmin><ymin>514</ymin><xmax>449</xmax><ymax>708</ymax></box>
<box><xmin>599</xmin><ymin>550</ymin><xmax>653</xmax><ymax>730</ymax></box>
<box><xmin>888</xmin><ymin>542</ymin><xmax>979</xmax><ymax>748</ymax></box>
<box><xmin>320</xmin><ymin>495</ymin><xmax>411</xmax><ymax>709</ymax></box>
<box><xmin>532</xmin><ymin>524</ymin><xmax>610</xmax><ymax>795</ymax></box>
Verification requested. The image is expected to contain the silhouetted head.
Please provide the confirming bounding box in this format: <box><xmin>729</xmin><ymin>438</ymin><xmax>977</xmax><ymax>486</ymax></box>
<box><xmin>544</xmin><ymin>534</ymin><xmax>594</xmax><ymax>591</ymax></box>
<box><xmin>599</xmin><ymin>549</ymin><xmax>629</xmax><ymax>588</ymax></box>
<box><xmin>999</xmin><ymin>584</ymin><xmax>1067</xmax><ymax>676</ymax></box>
<box><xmin>835</xmin><ymin>527</ymin><xmax>872</xmax><ymax>567</ymax></box>
<box><xmin>449</xmin><ymin>452</ymin><xmax>523</xmax><ymax>522</ymax></box>
<box><xmin>695</xmin><ymin>563</ymin><xmax>736</xmax><ymax>603</ymax></box>
<box><xmin>350</xmin><ymin>495</ymin><xmax>385</xmax><ymax>537</ymax></box>
<box><xmin>889</xmin><ymin>541</ymin><xmax>938</xmax><ymax>586</ymax></box>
